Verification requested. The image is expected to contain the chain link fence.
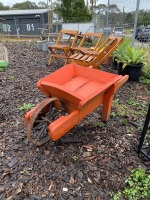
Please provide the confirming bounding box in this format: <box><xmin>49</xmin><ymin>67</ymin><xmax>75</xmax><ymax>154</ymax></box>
<box><xmin>0</xmin><ymin>1</ymin><xmax>149</xmax><ymax>47</ymax></box>
<box><xmin>95</xmin><ymin>0</ymin><xmax>150</xmax><ymax>47</ymax></box>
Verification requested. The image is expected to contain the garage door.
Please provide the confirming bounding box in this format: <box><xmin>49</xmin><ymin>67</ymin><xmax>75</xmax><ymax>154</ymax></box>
<box><xmin>3</xmin><ymin>19</ymin><xmax>16</xmax><ymax>34</ymax></box>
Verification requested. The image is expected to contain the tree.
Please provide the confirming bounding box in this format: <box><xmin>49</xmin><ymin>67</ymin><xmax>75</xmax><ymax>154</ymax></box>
<box><xmin>0</xmin><ymin>2</ymin><xmax>10</xmax><ymax>10</ymax></box>
<box><xmin>72</xmin><ymin>0</ymin><xmax>92</xmax><ymax>22</ymax></box>
<box><xmin>37</xmin><ymin>1</ymin><xmax>47</xmax><ymax>8</ymax></box>
<box><xmin>12</xmin><ymin>1</ymin><xmax>38</xmax><ymax>10</ymax></box>
<box><xmin>89</xmin><ymin>0</ymin><xmax>96</xmax><ymax>13</ymax></box>
<box><xmin>109</xmin><ymin>4</ymin><xmax>121</xmax><ymax>13</ymax></box>
<box><xmin>108</xmin><ymin>5</ymin><xmax>122</xmax><ymax>27</ymax></box>
<box><xmin>96</xmin><ymin>3</ymin><xmax>122</xmax><ymax>28</ymax></box>
<box><xmin>54</xmin><ymin>0</ymin><xmax>92</xmax><ymax>22</ymax></box>
<box><xmin>138</xmin><ymin>10</ymin><xmax>150</xmax><ymax>26</ymax></box>
<box><xmin>125</xmin><ymin>12</ymin><xmax>134</xmax><ymax>27</ymax></box>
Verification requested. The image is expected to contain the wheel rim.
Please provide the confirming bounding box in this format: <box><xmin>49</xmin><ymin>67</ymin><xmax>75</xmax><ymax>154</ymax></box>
<box><xmin>27</xmin><ymin>97</ymin><xmax>66</xmax><ymax>146</ymax></box>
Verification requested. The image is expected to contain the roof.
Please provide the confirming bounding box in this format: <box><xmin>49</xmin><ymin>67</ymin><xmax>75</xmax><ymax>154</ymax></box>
<box><xmin>0</xmin><ymin>9</ymin><xmax>51</xmax><ymax>16</ymax></box>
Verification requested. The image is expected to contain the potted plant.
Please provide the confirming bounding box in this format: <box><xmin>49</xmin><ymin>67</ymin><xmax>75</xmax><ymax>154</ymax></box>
<box><xmin>111</xmin><ymin>40</ymin><xmax>131</xmax><ymax>70</ymax></box>
<box><xmin>115</xmin><ymin>45</ymin><xmax>147</xmax><ymax>81</ymax></box>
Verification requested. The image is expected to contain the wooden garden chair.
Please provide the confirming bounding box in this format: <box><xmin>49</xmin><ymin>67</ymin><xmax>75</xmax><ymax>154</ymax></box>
<box><xmin>47</xmin><ymin>29</ymin><xmax>78</xmax><ymax>66</ymax></box>
<box><xmin>69</xmin><ymin>32</ymin><xmax>103</xmax><ymax>56</ymax></box>
<box><xmin>68</xmin><ymin>35</ymin><xmax>124</xmax><ymax>69</ymax></box>
<box><xmin>77</xmin><ymin>32</ymin><xmax>103</xmax><ymax>51</ymax></box>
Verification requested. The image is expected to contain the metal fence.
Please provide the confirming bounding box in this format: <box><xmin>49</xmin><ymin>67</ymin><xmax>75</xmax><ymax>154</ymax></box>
<box><xmin>0</xmin><ymin>1</ymin><xmax>149</xmax><ymax>47</ymax></box>
<box><xmin>95</xmin><ymin>0</ymin><xmax>150</xmax><ymax>47</ymax></box>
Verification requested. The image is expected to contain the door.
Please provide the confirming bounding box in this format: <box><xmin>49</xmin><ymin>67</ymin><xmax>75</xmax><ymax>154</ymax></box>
<box><xmin>3</xmin><ymin>19</ymin><xmax>16</xmax><ymax>34</ymax></box>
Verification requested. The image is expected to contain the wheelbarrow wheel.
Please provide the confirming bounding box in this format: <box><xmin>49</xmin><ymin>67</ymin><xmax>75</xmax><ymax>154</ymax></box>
<box><xmin>27</xmin><ymin>97</ymin><xmax>66</xmax><ymax>146</ymax></box>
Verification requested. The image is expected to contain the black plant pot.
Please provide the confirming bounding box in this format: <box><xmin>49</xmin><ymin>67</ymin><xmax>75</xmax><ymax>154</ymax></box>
<box><xmin>118</xmin><ymin>63</ymin><xmax>143</xmax><ymax>81</ymax></box>
<box><xmin>110</xmin><ymin>56</ymin><xmax>118</xmax><ymax>70</ymax></box>
<box><xmin>111</xmin><ymin>60</ymin><xmax>118</xmax><ymax>70</ymax></box>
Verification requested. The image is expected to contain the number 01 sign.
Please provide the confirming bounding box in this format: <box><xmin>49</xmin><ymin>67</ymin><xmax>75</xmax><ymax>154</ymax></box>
<box><xmin>27</xmin><ymin>24</ymin><xmax>34</xmax><ymax>31</ymax></box>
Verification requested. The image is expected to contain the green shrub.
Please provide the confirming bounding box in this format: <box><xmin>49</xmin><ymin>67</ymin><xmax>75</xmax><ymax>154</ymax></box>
<box><xmin>110</xmin><ymin>168</ymin><xmax>150</xmax><ymax>200</ymax></box>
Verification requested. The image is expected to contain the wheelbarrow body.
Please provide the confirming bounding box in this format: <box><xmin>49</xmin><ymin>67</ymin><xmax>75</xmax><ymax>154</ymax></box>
<box><xmin>25</xmin><ymin>63</ymin><xmax>128</xmax><ymax>145</ymax></box>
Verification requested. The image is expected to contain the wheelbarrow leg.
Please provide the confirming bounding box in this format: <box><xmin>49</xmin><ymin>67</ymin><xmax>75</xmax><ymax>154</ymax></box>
<box><xmin>101</xmin><ymin>75</ymin><xmax>129</xmax><ymax>121</ymax></box>
<box><xmin>101</xmin><ymin>86</ymin><xmax>115</xmax><ymax>121</ymax></box>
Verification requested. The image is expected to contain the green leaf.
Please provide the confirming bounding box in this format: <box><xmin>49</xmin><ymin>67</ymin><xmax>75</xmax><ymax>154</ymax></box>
<box><xmin>18</xmin><ymin>103</ymin><xmax>35</xmax><ymax>111</ymax></box>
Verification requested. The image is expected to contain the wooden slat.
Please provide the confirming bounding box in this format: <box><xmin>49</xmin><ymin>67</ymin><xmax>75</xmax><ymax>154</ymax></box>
<box><xmin>85</xmin><ymin>56</ymin><xmax>94</xmax><ymax>62</ymax></box>
<box><xmin>81</xmin><ymin>49</ymin><xmax>98</xmax><ymax>55</ymax></box>
<box><xmin>50</xmin><ymin>45</ymin><xmax>69</xmax><ymax>50</ymax></box>
<box><xmin>69</xmin><ymin>53</ymin><xmax>79</xmax><ymax>59</ymax></box>
<box><xmin>80</xmin><ymin>55</ymin><xmax>89</xmax><ymax>61</ymax></box>
<box><xmin>51</xmin><ymin>54</ymin><xmax>66</xmax><ymax>58</ymax></box>
<box><xmin>74</xmin><ymin>54</ymin><xmax>84</xmax><ymax>60</ymax></box>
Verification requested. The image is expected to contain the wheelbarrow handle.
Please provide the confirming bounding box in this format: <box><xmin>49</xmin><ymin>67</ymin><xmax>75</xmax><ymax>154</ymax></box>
<box><xmin>114</xmin><ymin>75</ymin><xmax>129</xmax><ymax>93</ymax></box>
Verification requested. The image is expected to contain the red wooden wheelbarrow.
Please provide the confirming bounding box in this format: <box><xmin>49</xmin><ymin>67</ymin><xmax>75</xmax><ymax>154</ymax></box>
<box><xmin>25</xmin><ymin>63</ymin><xmax>128</xmax><ymax>146</ymax></box>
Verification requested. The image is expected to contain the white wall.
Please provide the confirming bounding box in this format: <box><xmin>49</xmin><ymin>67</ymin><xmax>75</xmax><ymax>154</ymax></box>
<box><xmin>62</xmin><ymin>23</ymin><xmax>94</xmax><ymax>34</ymax></box>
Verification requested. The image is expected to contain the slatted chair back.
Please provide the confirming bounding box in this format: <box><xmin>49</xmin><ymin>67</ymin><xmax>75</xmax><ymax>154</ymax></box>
<box><xmin>69</xmin><ymin>36</ymin><xmax>124</xmax><ymax>69</ymax></box>
<box><xmin>55</xmin><ymin>29</ymin><xmax>79</xmax><ymax>47</ymax></box>
<box><xmin>47</xmin><ymin>29</ymin><xmax>78</xmax><ymax>66</ymax></box>
<box><xmin>78</xmin><ymin>32</ymin><xmax>103</xmax><ymax>50</ymax></box>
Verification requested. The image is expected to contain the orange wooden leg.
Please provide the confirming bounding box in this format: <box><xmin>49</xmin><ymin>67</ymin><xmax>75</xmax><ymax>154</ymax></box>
<box><xmin>101</xmin><ymin>86</ymin><xmax>115</xmax><ymax>121</ymax></box>
<box><xmin>101</xmin><ymin>75</ymin><xmax>129</xmax><ymax>121</ymax></box>
<box><xmin>48</xmin><ymin>95</ymin><xmax>104</xmax><ymax>141</ymax></box>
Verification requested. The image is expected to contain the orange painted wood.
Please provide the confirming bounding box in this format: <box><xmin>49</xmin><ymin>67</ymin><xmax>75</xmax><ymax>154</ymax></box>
<box><xmin>25</xmin><ymin>106</ymin><xmax>37</xmax><ymax>125</ymax></box>
<box><xmin>48</xmin><ymin>94</ymin><xmax>104</xmax><ymax>141</ymax></box>
<box><xmin>37</xmin><ymin>63</ymin><xmax>127</xmax><ymax>108</ymax></box>
<box><xmin>39</xmin><ymin>81</ymin><xmax>83</xmax><ymax>106</ymax></box>
<box><xmin>26</xmin><ymin>63</ymin><xmax>129</xmax><ymax>142</ymax></box>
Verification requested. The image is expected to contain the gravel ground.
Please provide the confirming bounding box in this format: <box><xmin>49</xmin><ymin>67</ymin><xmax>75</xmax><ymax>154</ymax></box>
<box><xmin>0</xmin><ymin>42</ymin><xmax>149</xmax><ymax>200</ymax></box>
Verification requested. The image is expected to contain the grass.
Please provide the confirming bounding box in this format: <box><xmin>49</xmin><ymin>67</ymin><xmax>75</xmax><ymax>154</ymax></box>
<box><xmin>0</xmin><ymin>36</ymin><xmax>40</xmax><ymax>43</ymax></box>
<box><xmin>125</xmin><ymin>28</ymin><xmax>133</xmax><ymax>34</ymax></box>
<box><xmin>8</xmin><ymin>76</ymin><xmax>15</xmax><ymax>80</ymax></box>
<box><xmin>112</xmin><ymin>95</ymin><xmax>148</xmax><ymax>131</ymax></box>
<box><xmin>0</xmin><ymin>67</ymin><xmax>4</xmax><ymax>72</ymax></box>
<box><xmin>110</xmin><ymin>168</ymin><xmax>150</xmax><ymax>200</ymax></box>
